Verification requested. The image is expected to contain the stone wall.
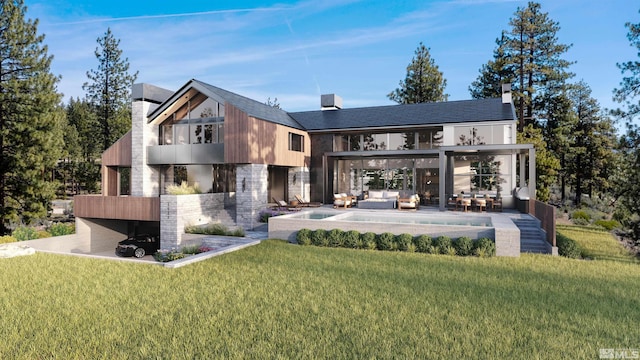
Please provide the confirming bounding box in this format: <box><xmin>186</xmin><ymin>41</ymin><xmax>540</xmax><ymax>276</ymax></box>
<box><xmin>160</xmin><ymin>193</ymin><xmax>225</xmax><ymax>249</ymax></box>
<box><xmin>236</xmin><ymin>164</ymin><xmax>268</xmax><ymax>230</ymax></box>
<box><xmin>287</xmin><ymin>167</ymin><xmax>310</xmax><ymax>203</ymax></box>
<box><xmin>131</xmin><ymin>100</ymin><xmax>161</xmax><ymax>197</ymax></box>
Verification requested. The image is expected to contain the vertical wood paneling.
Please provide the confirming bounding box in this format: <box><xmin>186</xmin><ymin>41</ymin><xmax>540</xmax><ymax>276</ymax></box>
<box><xmin>223</xmin><ymin>102</ymin><xmax>310</xmax><ymax>166</ymax></box>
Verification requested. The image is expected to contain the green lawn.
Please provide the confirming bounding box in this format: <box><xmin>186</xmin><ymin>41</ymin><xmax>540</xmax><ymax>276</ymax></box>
<box><xmin>1</xmin><ymin>240</ymin><xmax>639</xmax><ymax>359</ymax></box>
<box><xmin>557</xmin><ymin>224</ymin><xmax>638</xmax><ymax>263</ymax></box>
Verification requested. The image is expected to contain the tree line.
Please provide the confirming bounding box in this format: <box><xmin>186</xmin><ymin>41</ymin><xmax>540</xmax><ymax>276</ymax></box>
<box><xmin>0</xmin><ymin>0</ymin><xmax>136</xmax><ymax>234</ymax></box>
<box><xmin>389</xmin><ymin>2</ymin><xmax>640</xmax><ymax>240</ymax></box>
<box><xmin>1</xmin><ymin>0</ymin><xmax>640</xmax><ymax>241</ymax></box>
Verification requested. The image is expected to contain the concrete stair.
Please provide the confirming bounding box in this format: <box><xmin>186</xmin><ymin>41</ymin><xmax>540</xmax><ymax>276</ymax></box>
<box><xmin>512</xmin><ymin>216</ymin><xmax>549</xmax><ymax>254</ymax></box>
<box><xmin>212</xmin><ymin>206</ymin><xmax>238</xmax><ymax>229</ymax></box>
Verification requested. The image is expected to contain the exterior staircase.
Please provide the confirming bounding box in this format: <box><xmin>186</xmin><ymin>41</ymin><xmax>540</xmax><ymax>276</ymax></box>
<box><xmin>512</xmin><ymin>215</ymin><xmax>549</xmax><ymax>254</ymax></box>
<box><xmin>212</xmin><ymin>206</ymin><xmax>238</xmax><ymax>229</ymax></box>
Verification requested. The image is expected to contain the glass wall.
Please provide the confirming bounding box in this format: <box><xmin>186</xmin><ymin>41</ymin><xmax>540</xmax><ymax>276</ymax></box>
<box><xmin>333</xmin><ymin>127</ymin><xmax>443</xmax><ymax>152</ymax></box>
<box><xmin>453</xmin><ymin>154</ymin><xmax>511</xmax><ymax>197</ymax></box>
<box><xmin>454</xmin><ymin>125</ymin><xmax>506</xmax><ymax>145</ymax></box>
<box><xmin>334</xmin><ymin>157</ymin><xmax>439</xmax><ymax>202</ymax></box>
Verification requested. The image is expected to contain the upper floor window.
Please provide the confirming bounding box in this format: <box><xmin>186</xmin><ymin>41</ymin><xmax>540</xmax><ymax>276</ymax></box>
<box><xmin>289</xmin><ymin>133</ymin><xmax>304</xmax><ymax>152</ymax></box>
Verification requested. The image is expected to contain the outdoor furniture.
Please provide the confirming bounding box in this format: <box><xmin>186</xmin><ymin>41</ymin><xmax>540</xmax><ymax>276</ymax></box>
<box><xmin>457</xmin><ymin>194</ymin><xmax>471</xmax><ymax>212</ymax></box>
<box><xmin>294</xmin><ymin>194</ymin><xmax>322</xmax><ymax>207</ymax></box>
<box><xmin>272</xmin><ymin>197</ymin><xmax>301</xmax><ymax>211</ymax></box>
<box><xmin>333</xmin><ymin>193</ymin><xmax>356</xmax><ymax>209</ymax></box>
<box><xmin>398</xmin><ymin>194</ymin><xmax>420</xmax><ymax>211</ymax></box>
<box><xmin>359</xmin><ymin>190</ymin><xmax>398</xmax><ymax>209</ymax></box>
<box><xmin>473</xmin><ymin>196</ymin><xmax>487</xmax><ymax>212</ymax></box>
<box><xmin>492</xmin><ymin>197</ymin><xmax>503</xmax><ymax>212</ymax></box>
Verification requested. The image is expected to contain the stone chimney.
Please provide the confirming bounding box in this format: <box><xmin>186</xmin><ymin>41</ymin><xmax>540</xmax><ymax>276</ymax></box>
<box><xmin>501</xmin><ymin>83</ymin><xmax>512</xmax><ymax>104</ymax></box>
<box><xmin>321</xmin><ymin>94</ymin><xmax>343</xmax><ymax>110</ymax></box>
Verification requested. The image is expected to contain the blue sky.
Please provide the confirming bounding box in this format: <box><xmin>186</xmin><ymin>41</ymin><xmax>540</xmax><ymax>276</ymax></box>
<box><xmin>28</xmin><ymin>0</ymin><xmax>638</xmax><ymax>116</ymax></box>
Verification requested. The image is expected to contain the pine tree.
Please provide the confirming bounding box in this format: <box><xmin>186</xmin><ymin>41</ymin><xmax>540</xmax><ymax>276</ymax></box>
<box><xmin>612</xmin><ymin>11</ymin><xmax>640</xmax><ymax>240</ymax></box>
<box><xmin>563</xmin><ymin>82</ymin><xmax>616</xmax><ymax>206</ymax></box>
<box><xmin>469</xmin><ymin>32</ymin><xmax>514</xmax><ymax>99</ymax></box>
<box><xmin>0</xmin><ymin>0</ymin><xmax>65</xmax><ymax>234</ymax></box>
<box><xmin>388</xmin><ymin>42</ymin><xmax>448</xmax><ymax>104</ymax></box>
<box><xmin>83</xmin><ymin>28</ymin><xmax>138</xmax><ymax>152</ymax></box>
<box><xmin>62</xmin><ymin>97</ymin><xmax>100</xmax><ymax>195</ymax></box>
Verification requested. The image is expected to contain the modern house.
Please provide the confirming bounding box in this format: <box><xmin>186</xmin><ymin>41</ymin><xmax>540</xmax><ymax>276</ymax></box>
<box><xmin>73</xmin><ymin>80</ymin><xmax>536</xmax><ymax>250</ymax></box>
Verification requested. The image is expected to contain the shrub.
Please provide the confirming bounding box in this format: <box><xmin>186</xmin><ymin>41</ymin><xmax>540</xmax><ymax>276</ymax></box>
<box><xmin>37</xmin><ymin>230</ymin><xmax>51</xmax><ymax>239</ymax></box>
<box><xmin>571</xmin><ymin>210</ymin><xmax>591</xmax><ymax>222</ymax></box>
<box><xmin>311</xmin><ymin>229</ymin><xmax>328</xmax><ymax>247</ymax></box>
<box><xmin>12</xmin><ymin>226</ymin><xmax>39</xmax><ymax>241</ymax></box>
<box><xmin>153</xmin><ymin>249</ymin><xmax>187</xmax><ymax>262</ymax></box>
<box><xmin>328</xmin><ymin>229</ymin><xmax>344</xmax><ymax>247</ymax></box>
<box><xmin>594</xmin><ymin>219</ymin><xmax>621</xmax><ymax>231</ymax></box>
<box><xmin>557</xmin><ymin>233</ymin><xmax>581</xmax><ymax>259</ymax></box>
<box><xmin>181</xmin><ymin>245</ymin><xmax>200</xmax><ymax>255</ymax></box>
<box><xmin>259</xmin><ymin>208</ymin><xmax>289</xmax><ymax>223</ymax></box>
<box><xmin>433</xmin><ymin>236</ymin><xmax>452</xmax><ymax>254</ymax></box>
<box><xmin>296</xmin><ymin>229</ymin><xmax>312</xmax><ymax>245</ymax></box>
<box><xmin>376</xmin><ymin>232</ymin><xmax>395</xmax><ymax>251</ymax></box>
<box><xmin>166</xmin><ymin>181</ymin><xmax>202</xmax><ymax>195</ymax></box>
<box><xmin>229</xmin><ymin>228</ymin><xmax>245</xmax><ymax>237</ymax></box>
<box><xmin>185</xmin><ymin>223</ymin><xmax>229</xmax><ymax>236</ymax></box>
<box><xmin>395</xmin><ymin>233</ymin><xmax>413</xmax><ymax>252</ymax></box>
<box><xmin>0</xmin><ymin>235</ymin><xmax>16</xmax><ymax>244</ymax></box>
<box><xmin>455</xmin><ymin>236</ymin><xmax>474</xmax><ymax>256</ymax></box>
<box><xmin>413</xmin><ymin>235</ymin><xmax>432</xmax><ymax>253</ymax></box>
<box><xmin>343</xmin><ymin>230</ymin><xmax>360</xmax><ymax>249</ymax></box>
<box><xmin>444</xmin><ymin>246</ymin><xmax>457</xmax><ymax>256</ymax></box>
<box><xmin>473</xmin><ymin>237</ymin><xmax>496</xmax><ymax>258</ymax></box>
<box><xmin>572</xmin><ymin>218</ymin><xmax>590</xmax><ymax>226</ymax></box>
<box><xmin>48</xmin><ymin>222</ymin><xmax>75</xmax><ymax>236</ymax></box>
<box><xmin>406</xmin><ymin>243</ymin><xmax>417</xmax><ymax>253</ymax></box>
<box><xmin>361</xmin><ymin>232</ymin><xmax>377</xmax><ymax>250</ymax></box>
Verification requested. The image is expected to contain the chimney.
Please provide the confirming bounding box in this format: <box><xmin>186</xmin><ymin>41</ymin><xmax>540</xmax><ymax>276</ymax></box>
<box><xmin>321</xmin><ymin>94</ymin><xmax>343</xmax><ymax>110</ymax></box>
<box><xmin>501</xmin><ymin>83</ymin><xmax>512</xmax><ymax>104</ymax></box>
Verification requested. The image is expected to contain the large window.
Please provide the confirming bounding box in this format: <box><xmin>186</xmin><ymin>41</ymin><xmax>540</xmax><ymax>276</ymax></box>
<box><xmin>453</xmin><ymin>155</ymin><xmax>511</xmax><ymax>196</ymax></box>
<box><xmin>289</xmin><ymin>133</ymin><xmax>304</xmax><ymax>152</ymax></box>
<box><xmin>333</xmin><ymin>127</ymin><xmax>442</xmax><ymax>152</ymax></box>
<box><xmin>160</xmin><ymin>121</ymin><xmax>223</xmax><ymax>145</ymax></box>
<box><xmin>212</xmin><ymin>164</ymin><xmax>236</xmax><ymax>193</ymax></box>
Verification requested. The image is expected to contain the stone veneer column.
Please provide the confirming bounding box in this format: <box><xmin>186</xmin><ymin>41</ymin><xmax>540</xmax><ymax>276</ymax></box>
<box><xmin>131</xmin><ymin>100</ymin><xmax>160</xmax><ymax>197</ymax></box>
<box><xmin>236</xmin><ymin>164</ymin><xmax>268</xmax><ymax>230</ymax></box>
<box><xmin>288</xmin><ymin>167</ymin><xmax>310</xmax><ymax>202</ymax></box>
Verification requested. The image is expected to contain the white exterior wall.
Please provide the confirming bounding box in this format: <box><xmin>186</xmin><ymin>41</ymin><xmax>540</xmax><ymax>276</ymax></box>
<box><xmin>131</xmin><ymin>100</ymin><xmax>161</xmax><ymax>197</ymax></box>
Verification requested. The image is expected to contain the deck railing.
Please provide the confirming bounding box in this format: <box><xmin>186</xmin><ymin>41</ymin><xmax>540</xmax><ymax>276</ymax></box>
<box><xmin>73</xmin><ymin>195</ymin><xmax>160</xmax><ymax>221</ymax></box>
<box><xmin>530</xmin><ymin>199</ymin><xmax>556</xmax><ymax>247</ymax></box>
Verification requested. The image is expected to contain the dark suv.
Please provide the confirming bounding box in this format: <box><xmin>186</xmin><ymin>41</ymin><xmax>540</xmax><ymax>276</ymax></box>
<box><xmin>115</xmin><ymin>234</ymin><xmax>160</xmax><ymax>258</ymax></box>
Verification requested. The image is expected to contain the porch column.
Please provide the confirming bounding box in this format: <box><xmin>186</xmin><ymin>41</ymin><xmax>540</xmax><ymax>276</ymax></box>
<box><xmin>236</xmin><ymin>164</ymin><xmax>268</xmax><ymax>230</ymax></box>
<box><xmin>288</xmin><ymin>167</ymin><xmax>310</xmax><ymax>203</ymax></box>
<box><xmin>438</xmin><ymin>150</ymin><xmax>446</xmax><ymax>211</ymax></box>
<box><xmin>528</xmin><ymin>147</ymin><xmax>536</xmax><ymax>201</ymax></box>
<box><xmin>519</xmin><ymin>152</ymin><xmax>526</xmax><ymax>188</ymax></box>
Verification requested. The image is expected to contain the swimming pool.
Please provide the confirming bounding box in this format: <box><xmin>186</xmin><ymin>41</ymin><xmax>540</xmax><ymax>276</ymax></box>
<box><xmin>269</xmin><ymin>209</ymin><xmax>520</xmax><ymax>257</ymax></box>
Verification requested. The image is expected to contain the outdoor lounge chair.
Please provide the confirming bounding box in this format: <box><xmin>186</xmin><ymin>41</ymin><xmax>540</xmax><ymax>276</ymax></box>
<box><xmin>333</xmin><ymin>193</ymin><xmax>356</xmax><ymax>209</ymax></box>
<box><xmin>398</xmin><ymin>194</ymin><xmax>420</xmax><ymax>211</ymax></box>
<box><xmin>294</xmin><ymin>194</ymin><xmax>322</xmax><ymax>207</ymax></box>
<box><xmin>272</xmin><ymin>197</ymin><xmax>300</xmax><ymax>211</ymax></box>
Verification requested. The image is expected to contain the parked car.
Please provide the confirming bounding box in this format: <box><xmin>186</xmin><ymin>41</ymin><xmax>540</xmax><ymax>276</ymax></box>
<box><xmin>115</xmin><ymin>234</ymin><xmax>159</xmax><ymax>258</ymax></box>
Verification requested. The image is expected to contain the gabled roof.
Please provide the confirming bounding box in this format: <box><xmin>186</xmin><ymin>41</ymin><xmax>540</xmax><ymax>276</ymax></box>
<box><xmin>288</xmin><ymin>98</ymin><xmax>516</xmax><ymax>132</ymax></box>
<box><xmin>147</xmin><ymin>79</ymin><xmax>304</xmax><ymax>130</ymax></box>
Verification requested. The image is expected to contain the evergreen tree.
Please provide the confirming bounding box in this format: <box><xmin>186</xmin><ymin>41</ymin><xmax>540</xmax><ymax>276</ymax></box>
<box><xmin>388</xmin><ymin>42</ymin><xmax>448</xmax><ymax>104</ymax></box>
<box><xmin>612</xmin><ymin>11</ymin><xmax>640</xmax><ymax>240</ymax></box>
<box><xmin>563</xmin><ymin>81</ymin><xmax>616</xmax><ymax>206</ymax></box>
<box><xmin>62</xmin><ymin>97</ymin><xmax>100</xmax><ymax>195</ymax></box>
<box><xmin>517</xmin><ymin>125</ymin><xmax>558</xmax><ymax>202</ymax></box>
<box><xmin>0</xmin><ymin>0</ymin><xmax>65</xmax><ymax>234</ymax></box>
<box><xmin>83</xmin><ymin>28</ymin><xmax>138</xmax><ymax>152</ymax></box>
<box><xmin>469</xmin><ymin>32</ymin><xmax>514</xmax><ymax>99</ymax></box>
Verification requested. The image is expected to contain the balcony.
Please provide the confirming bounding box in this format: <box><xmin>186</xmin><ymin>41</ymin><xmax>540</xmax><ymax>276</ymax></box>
<box><xmin>147</xmin><ymin>143</ymin><xmax>224</xmax><ymax>165</ymax></box>
<box><xmin>74</xmin><ymin>195</ymin><xmax>160</xmax><ymax>221</ymax></box>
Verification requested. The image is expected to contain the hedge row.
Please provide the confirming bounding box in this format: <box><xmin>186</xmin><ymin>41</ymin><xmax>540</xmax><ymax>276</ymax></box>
<box><xmin>296</xmin><ymin>229</ymin><xmax>496</xmax><ymax>257</ymax></box>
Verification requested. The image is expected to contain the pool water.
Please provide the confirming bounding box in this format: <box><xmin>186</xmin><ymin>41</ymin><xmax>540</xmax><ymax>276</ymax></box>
<box><xmin>291</xmin><ymin>212</ymin><xmax>340</xmax><ymax>220</ymax></box>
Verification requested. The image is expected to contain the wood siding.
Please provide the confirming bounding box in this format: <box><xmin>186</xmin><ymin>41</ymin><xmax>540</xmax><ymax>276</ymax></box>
<box><xmin>102</xmin><ymin>131</ymin><xmax>132</xmax><ymax>166</ymax></box>
<box><xmin>224</xmin><ymin>103</ymin><xmax>310</xmax><ymax>167</ymax></box>
<box><xmin>74</xmin><ymin>195</ymin><xmax>160</xmax><ymax>221</ymax></box>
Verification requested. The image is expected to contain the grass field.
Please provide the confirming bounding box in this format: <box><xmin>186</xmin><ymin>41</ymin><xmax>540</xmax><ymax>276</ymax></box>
<box><xmin>1</xmin><ymin>240</ymin><xmax>639</xmax><ymax>359</ymax></box>
<box><xmin>557</xmin><ymin>225</ymin><xmax>638</xmax><ymax>263</ymax></box>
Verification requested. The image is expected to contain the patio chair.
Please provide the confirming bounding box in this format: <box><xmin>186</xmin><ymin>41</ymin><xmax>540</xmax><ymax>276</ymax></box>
<box><xmin>457</xmin><ymin>193</ymin><xmax>471</xmax><ymax>212</ymax></box>
<box><xmin>294</xmin><ymin>194</ymin><xmax>322</xmax><ymax>207</ymax></box>
<box><xmin>272</xmin><ymin>197</ymin><xmax>300</xmax><ymax>211</ymax></box>
<box><xmin>333</xmin><ymin>193</ymin><xmax>355</xmax><ymax>209</ymax></box>
<box><xmin>398</xmin><ymin>194</ymin><xmax>420</xmax><ymax>211</ymax></box>
<box><xmin>473</xmin><ymin>197</ymin><xmax>487</xmax><ymax>212</ymax></box>
<box><xmin>492</xmin><ymin>197</ymin><xmax>503</xmax><ymax>212</ymax></box>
